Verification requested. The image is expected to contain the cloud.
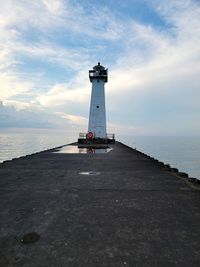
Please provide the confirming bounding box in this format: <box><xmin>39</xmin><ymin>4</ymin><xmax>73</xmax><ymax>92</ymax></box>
<box><xmin>36</xmin><ymin>76</ymin><xmax>90</xmax><ymax>108</ymax></box>
<box><xmin>41</xmin><ymin>0</ymin><xmax>65</xmax><ymax>15</ymax></box>
<box><xmin>0</xmin><ymin>0</ymin><xmax>65</xmax><ymax>31</ymax></box>
<box><xmin>0</xmin><ymin>0</ymin><xmax>199</xmax><ymax>135</ymax></box>
<box><xmin>55</xmin><ymin>112</ymin><xmax>88</xmax><ymax>128</ymax></box>
<box><xmin>107</xmin><ymin>1</ymin><xmax>200</xmax><ymax>92</ymax></box>
<box><xmin>103</xmin><ymin>0</ymin><xmax>200</xmax><ymax>135</ymax></box>
<box><xmin>0</xmin><ymin>101</ymin><xmax>69</xmax><ymax>128</ymax></box>
<box><xmin>3</xmin><ymin>100</ymin><xmax>34</xmax><ymax>111</ymax></box>
<box><xmin>0</xmin><ymin>100</ymin><xmax>89</xmax><ymax>133</ymax></box>
<box><xmin>0</xmin><ymin>0</ymin><xmax>123</xmax><ymax>40</ymax></box>
<box><xmin>0</xmin><ymin>0</ymin><xmax>121</xmax><ymax>104</ymax></box>
<box><xmin>0</xmin><ymin>71</ymin><xmax>34</xmax><ymax>100</ymax></box>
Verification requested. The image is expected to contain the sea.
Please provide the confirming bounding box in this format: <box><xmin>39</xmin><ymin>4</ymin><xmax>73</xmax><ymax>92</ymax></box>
<box><xmin>0</xmin><ymin>128</ymin><xmax>199</xmax><ymax>180</ymax></box>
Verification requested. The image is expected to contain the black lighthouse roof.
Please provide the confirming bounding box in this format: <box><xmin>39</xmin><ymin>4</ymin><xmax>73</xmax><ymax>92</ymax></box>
<box><xmin>93</xmin><ymin>62</ymin><xmax>105</xmax><ymax>71</ymax></box>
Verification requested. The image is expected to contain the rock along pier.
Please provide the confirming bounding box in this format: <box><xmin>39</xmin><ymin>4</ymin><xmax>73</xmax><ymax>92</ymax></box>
<box><xmin>0</xmin><ymin>141</ymin><xmax>200</xmax><ymax>267</ymax></box>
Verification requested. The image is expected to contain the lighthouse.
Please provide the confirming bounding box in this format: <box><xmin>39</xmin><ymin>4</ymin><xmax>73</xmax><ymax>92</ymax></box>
<box><xmin>78</xmin><ymin>62</ymin><xmax>115</xmax><ymax>144</ymax></box>
<box><xmin>88</xmin><ymin>62</ymin><xmax>107</xmax><ymax>139</ymax></box>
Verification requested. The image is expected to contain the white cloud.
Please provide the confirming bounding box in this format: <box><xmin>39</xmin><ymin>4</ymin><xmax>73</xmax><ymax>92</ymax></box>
<box><xmin>0</xmin><ymin>100</ymin><xmax>67</xmax><ymax>128</ymax></box>
<box><xmin>37</xmin><ymin>81</ymin><xmax>90</xmax><ymax>108</ymax></box>
<box><xmin>0</xmin><ymin>0</ymin><xmax>121</xmax><ymax>105</ymax></box>
<box><xmin>156</xmin><ymin>0</ymin><xmax>200</xmax><ymax>37</ymax></box>
<box><xmin>107</xmin><ymin>0</ymin><xmax>200</xmax><ymax>95</ymax></box>
<box><xmin>0</xmin><ymin>71</ymin><xmax>34</xmax><ymax>100</ymax></box>
<box><xmin>56</xmin><ymin>112</ymin><xmax>88</xmax><ymax>126</ymax></box>
<box><xmin>3</xmin><ymin>100</ymin><xmax>33</xmax><ymax>111</ymax></box>
<box><xmin>12</xmin><ymin>41</ymin><xmax>93</xmax><ymax>71</ymax></box>
<box><xmin>0</xmin><ymin>0</ymin><xmax>123</xmax><ymax>39</ymax></box>
<box><xmin>41</xmin><ymin>0</ymin><xmax>65</xmax><ymax>15</ymax></box>
<box><xmin>0</xmin><ymin>0</ymin><xmax>199</xmax><ymax>135</ymax></box>
<box><xmin>0</xmin><ymin>0</ymin><xmax>66</xmax><ymax>31</ymax></box>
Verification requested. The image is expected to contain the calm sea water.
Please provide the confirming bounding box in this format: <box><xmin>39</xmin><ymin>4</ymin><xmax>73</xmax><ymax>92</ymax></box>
<box><xmin>119</xmin><ymin>135</ymin><xmax>200</xmax><ymax>180</ymax></box>
<box><xmin>0</xmin><ymin>128</ymin><xmax>199</xmax><ymax>179</ymax></box>
<box><xmin>0</xmin><ymin>128</ymin><xmax>75</xmax><ymax>163</ymax></box>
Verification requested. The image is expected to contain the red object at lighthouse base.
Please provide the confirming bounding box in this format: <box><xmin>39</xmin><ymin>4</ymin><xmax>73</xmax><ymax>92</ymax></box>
<box><xmin>86</xmin><ymin>132</ymin><xmax>94</xmax><ymax>139</ymax></box>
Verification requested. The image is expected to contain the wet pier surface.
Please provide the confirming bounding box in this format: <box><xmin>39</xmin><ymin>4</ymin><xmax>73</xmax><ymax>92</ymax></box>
<box><xmin>0</xmin><ymin>142</ymin><xmax>200</xmax><ymax>267</ymax></box>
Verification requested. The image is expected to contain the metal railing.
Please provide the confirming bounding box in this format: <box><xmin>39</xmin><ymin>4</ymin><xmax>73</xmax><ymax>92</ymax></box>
<box><xmin>106</xmin><ymin>133</ymin><xmax>115</xmax><ymax>140</ymax></box>
<box><xmin>89</xmin><ymin>70</ymin><xmax>108</xmax><ymax>82</ymax></box>
<box><xmin>79</xmin><ymin>133</ymin><xmax>87</xmax><ymax>138</ymax></box>
<box><xmin>79</xmin><ymin>133</ymin><xmax>115</xmax><ymax>139</ymax></box>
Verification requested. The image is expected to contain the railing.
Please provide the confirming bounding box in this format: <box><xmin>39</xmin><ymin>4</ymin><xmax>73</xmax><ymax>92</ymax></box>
<box><xmin>79</xmin><ymin>133</ymin><xmax>115</xmax><ymax>139</ymax></box>
<box><xmin>79</xmin><ymin>133</ymin><xmax>87</xmax><ymax>139</ymax></box>
<box><xmin>89</xmin><ymin>72</ymin><xmax>107</xmax><ymax>78</ymax></box>
<box><xmin>106</xmin><ymin>133</ymin><xmax>115</xmax><ymax>140</ymax></box>
<box><xmin>89</xmin><ymin>70</ymin><xmax>108</xmax><ymax>82</ymax></box>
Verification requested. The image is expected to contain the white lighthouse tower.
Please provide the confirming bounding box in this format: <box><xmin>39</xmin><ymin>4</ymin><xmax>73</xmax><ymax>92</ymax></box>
<box><xmin>88</xmin><ymin>62</ymin><xmax>107</xmax><ymax>139</ymax></box>
<box><xmin>78</xmin><ymin>62</ymin><xmax>115</xmax><ymax>145</ymax></box>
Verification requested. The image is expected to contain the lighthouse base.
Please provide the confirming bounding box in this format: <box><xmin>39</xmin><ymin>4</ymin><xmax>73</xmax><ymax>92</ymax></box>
<box><xmin>78</xmin><ymin>137</ymin><xmax>115</xmax><ymax>145</ymax></box>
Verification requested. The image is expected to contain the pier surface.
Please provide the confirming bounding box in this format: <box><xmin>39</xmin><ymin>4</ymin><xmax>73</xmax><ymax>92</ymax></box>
<box><xmin>0</xmin><ymin>142</ymin><xmax>200</xmax><ymax>267</ymax></box>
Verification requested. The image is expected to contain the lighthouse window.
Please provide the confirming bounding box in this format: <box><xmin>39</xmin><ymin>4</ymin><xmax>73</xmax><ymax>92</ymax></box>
<box><xmin>96</xmin><ymin>105</ymin><xmax>99</xmax><ymax>108</ymax></box>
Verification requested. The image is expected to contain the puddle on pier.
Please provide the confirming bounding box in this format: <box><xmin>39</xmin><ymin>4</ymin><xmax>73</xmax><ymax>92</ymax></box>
<box><xmin>53</xmin><ymin>145</ymin><xmax>112</xmax><ymax>154</ymax></box>
<box><xmin>79</xmin><ymin>171</ymin><xmax>100</xmax><ymax>175</ymax></box>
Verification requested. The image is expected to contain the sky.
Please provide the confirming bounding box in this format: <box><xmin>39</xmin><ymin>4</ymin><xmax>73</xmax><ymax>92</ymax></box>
<box><xmin>0</xmin><ymin>0</ymin><xmax>200</xmax><ymax>136</ymax></box>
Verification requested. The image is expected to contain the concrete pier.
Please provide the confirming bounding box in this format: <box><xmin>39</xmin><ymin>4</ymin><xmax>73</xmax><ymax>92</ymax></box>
<box><xmin>0</xmin><ymin>142</ymin><xmax>200</xmax><ymax>266</ymax></box>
